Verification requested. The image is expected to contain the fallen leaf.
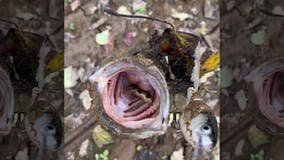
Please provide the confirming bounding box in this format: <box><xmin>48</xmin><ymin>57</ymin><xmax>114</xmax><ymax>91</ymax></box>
<box><xmin>79</xmin><ymin>139</ymin><xmax>89</xmax><ymax>157</ymax></box>
<box><xmin>204</xmin><ymin>0</ymin><xmax>218</xmax><ymax>19</ymax></box>
<box><xmin>200</xmin><ymin>21</ymin><xmax>207</xmax><ymax>35</ymax></box>
<box><xmin>251</xmin><ymin>30</ymin><xmax>265</xmax><ymax>45</ymax></box>
<box><xmin>66</xmin><ymin>152</ymin><xmax>75</xmax><ymax>160</ymax></box>
<box><xmin>79</xmin><ymin>90</ymin><xmax>92</xmax><ymax>110</ymax></box>
<box><xmin>46</xmin><ymin>51</ymin><xmax>64</xmax><ymax>74</ymax></box>
<box><xmin>64</xmin><ymin>66</ymin><xmax>78</xmax><ymax>88</ymax></box>
<box><xmin>96</xmin><ymin>30</ymin><xmax>110</xmax><ymax>45</ymax></box>
<box><xmin>272</xmin><ymin>6</ymin><xmax>284</xmax><ymax>16</ymax></box>
<box><xmin>64</xmin><ymin>113</ymin><xmax>87</xmax><ymax>129</ymax></box>
<box><xmin>132</xmin><ymin>0</ymin><xmax>147</xmax><ymax>12</ymax></box>
<box><xmin>220</xmin><ymin>66</ymin><xmax>234</xmax><ymax>88</ymax></box>
<box><xmin>15</xmin><ymin>148</ymin><xmax>28</xmax><ymax>160</ymax></box>
<box><xmin>248</xmin><ymin>125</ymin><xmax>270</xmax><ymax>148</ymax></box>
<box><xmin>92</xmin><ymin>125</ymin><xmax>113</xmax><ymax>148</ymax></box>
<box><xmin>233</xmin><ymin>67</ymin><xmax>242</xmax><ymax>82</ymax></box>
<box><xmin>117</xmin><ymin>5</ymin><xmax>131</xmax><ymax>15</ymax></box>
<box><xmin>90</xmin><ymin>6</ymin><xmax>98</xmax><ymax>14</ymax></box>
<box><xmin>81</xmin><ymin>4</ymin><xmax>97</xmax><ymax>15</ymax></box>
<box><xmin>170</xmin><ymin>147</ymin><xmax>184</xmax><ymax>160</ymax></box>
<box><xmin>234</xmin><ymin>139</ymin><xmax>244</xmax><ymax>157</ymax></box>
<box><xmin>201</xmin><ymin>50</ymin><xmax>220</xmax><ymax>75</ymax></box>
<box><xmin>65</xmin><ymin>88</ymin><xmax>74</xmax><ymax>97</ymax></box>
<box><xmin>138</xmin><ymin>3</ymin><xmax>147</xmax><ymax>14</ymax></box>
<box><xmin>77</xmin><ymin>67</ymin><xmax>85</xmax><ymax>82</ymax></box>
<box><xmin>234</xmin><ymin>90</ymin><xmax>247</xmax><ymax>110</ymax></box>
<box><xmin>250</xmin><ymin>150</ymin><xmax>264</xmax><ymax>160</ymax></box>
<box><xmin>123</xmin><ymin>32</ymin><xmax>136</xmax><ymax>46</ymax></box>
<box><xmin>70</xmin><ymin>0</ymin><xmax>81</xmax><ymax>11</ymax></box>
<box><xmin>69</xmin><ymin>23</ymin><xmax>76</xmax><ymax>31</ymax></box>
<box><xmin>171</xmin><ymin>9</ymin><xmax>191</xmax><ymax>21</ymax></box>
<box><xmin>64</xmin><ymin>32</ymin><xmax>77</xmax><ymax>42</ymax></box>
<box><xmin>226</xmin><ymin>0</ymin><xmax>236</xmax><ymax>11</ymax></box>
<box><xmin>99</xmin><ymin>0</ymin><xmax>109</xmax><ymax>7</ymax></box>
<box><xmin>16</xmin><ymin>12</ymin><xmax>35</xmax><ymax>21</ymax></box>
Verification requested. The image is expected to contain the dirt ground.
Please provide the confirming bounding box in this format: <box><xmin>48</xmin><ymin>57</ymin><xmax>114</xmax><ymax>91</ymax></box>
<box><xmin>220</xmin><ymin>0</ymin><xmax>284</xmax><ymax>160</ymax></box>
<box><xmin>64</xmin><ymin>0</ymin><xmax>219</xmax><ymax>160</ymax></box>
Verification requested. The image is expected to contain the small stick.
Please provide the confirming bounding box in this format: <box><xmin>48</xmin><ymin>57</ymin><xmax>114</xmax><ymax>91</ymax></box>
<box><xmin>0</xmin><ymin>18</ymin><xmax>20</xmax><ymax>30</ymax></box>
<box><xmin>260</xmin><ymin>8</ymin><xmax>284</xmax><ymax>18</ymax></box>
<box><xmin>104</xmin><ymin>8</ymin><xmax>176</xmax><ymax>31</ymax></box>
<box><xmin>64</xmin><ymin>114</ymin><xmax>97</xmax><ymax>147</ymax></box>
<box><xmin>220</xmin><ymin>115</ymin><xmax>254</xmax><ymax>146</ymax></box>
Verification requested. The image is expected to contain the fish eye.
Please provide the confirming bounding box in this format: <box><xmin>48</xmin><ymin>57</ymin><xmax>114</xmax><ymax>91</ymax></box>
<box><xmin>201</xmin><ymin>124</ymin><xmax>212</xmax><ymax>135</ymax></box>
<box><xmin>46</xmin><ymin>124</ymin><xmax>56</xmax><ymax>134</ymax></box>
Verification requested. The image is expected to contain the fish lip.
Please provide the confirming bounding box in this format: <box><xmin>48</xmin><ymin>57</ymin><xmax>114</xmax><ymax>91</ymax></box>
<box><xmin>90</xmin><ymin>57</ymin><xmax>170</xmax><ymax>134</ymax></box>
<box><xmin>0</xmin><ymin>66</ymin><xmax>14</xmax><ymax>135</ymax></box>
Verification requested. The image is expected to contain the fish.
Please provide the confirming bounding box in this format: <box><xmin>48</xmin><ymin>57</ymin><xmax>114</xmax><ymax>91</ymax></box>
<box><xmin>180</xmin><ymin>98</ymin><xmax>218</xmax><ymax>160</ymax></box>
<box><xmin>24</xmin><ymin>100</ymin><xmax>63</xmax><ymax>159</ymax></box>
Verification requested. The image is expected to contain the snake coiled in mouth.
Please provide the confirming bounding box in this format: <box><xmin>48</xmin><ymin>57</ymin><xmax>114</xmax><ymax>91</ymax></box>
<box><xmin>106</xmin><ymin>71</ymin><xmax>159</xmax><ymax>122</ymax></box>
<box><xmin>90</xmin><ymin>54</ymin><xmax>170</xmax><ymax>137</ymax></box>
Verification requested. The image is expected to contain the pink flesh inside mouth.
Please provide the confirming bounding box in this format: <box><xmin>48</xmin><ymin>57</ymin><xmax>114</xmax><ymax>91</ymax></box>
<box><xmin>259</xmin><ymin>70</ymin><xmax>284</xmax><ymax>127</ymax></box>
<box><xmin>102</xmin><ymin>70</ymin><xmax>161</xmax><ymax>129</ymax></box>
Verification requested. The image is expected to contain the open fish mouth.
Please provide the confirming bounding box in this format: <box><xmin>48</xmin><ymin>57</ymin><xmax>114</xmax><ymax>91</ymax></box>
<box><xmin>0</xmin><ymin>66</ymin><xmax>14</xmax><ymax>135</ymax></box>
<box><xmin>258</xmin><ymin>70</ymin><xmax>284</xmax><ymax>127</ymax></box>
<box><xmin>246</xmin><ymin>58</ymin><xmax>284</xmax><ymax>128</ymax></box>
<box><xmin>90</xmin><ymin>55</ymin><xmax>170</xmax><ymax>134</ymax></box>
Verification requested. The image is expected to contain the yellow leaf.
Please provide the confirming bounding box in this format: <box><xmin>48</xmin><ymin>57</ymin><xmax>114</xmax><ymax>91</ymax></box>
<box><xmin>199</xmin><ymin>21</ymin><xmax>207</xmax><ymax>35</ymax></box>
<box><xmin>46</xmin><ymin>51</ymin><xmax>64</xmax><ymax>74</ymax></box>
<box><xmin>92</xmin><ymin>125</ymin><xmax>113</xmax><ymax>148</ymax></box>
<box><xmin>201</xmin><ymin>51</ymin><xmax>220</xmax><ymax>76</ymax></box>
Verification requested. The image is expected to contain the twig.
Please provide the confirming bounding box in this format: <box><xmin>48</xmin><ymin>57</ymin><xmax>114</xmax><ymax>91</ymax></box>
<box><xmin>220</xmin><ymin>115</ymin><xmax>254</xmax><ymax>146</ymax></box>
<box><xmin>0</xmin><ymin>18</ymin><xmax>20</xmax><ymax>30</ymax></box>
<box><xmin>79</xmin><ymin>6</ymin><xmax>92</xmax><ymax>17</ymax></box>
<box><xmin>206</xmin><ymin>22</ymin><xmax>219</xmax><ymax>35</ymax></box>
<box><xmin>50</xmin><ymin>23</ymin><xmax>64</xmax><ymax>35</ymax></box>
<box><xmin>64</xmin><ymin>112</ymin><xmax>97</xmax><ymax>148</ymax></box>
<box><xmin>104</xmin><ymin>8</ymin><xmax>176</xmax><ymax>31</ymax></box>
<box><xmin>260</xmin><ymin>8</ymin><xmax>284</xmax><ymax>18</ymax></box>
<box><xmin>87</xmin><ymin>17</ymin><xmax>108</xmax><ymax>31</ymax></box>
